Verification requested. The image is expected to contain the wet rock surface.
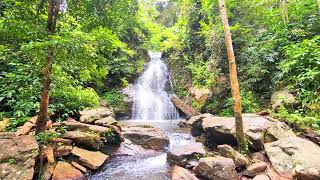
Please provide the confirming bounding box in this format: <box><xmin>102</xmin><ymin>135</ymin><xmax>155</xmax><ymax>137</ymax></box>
<box><xmin>0</xmin><ymin>133</ymin><xmax>39</xmax><ymax>180</ymax></box>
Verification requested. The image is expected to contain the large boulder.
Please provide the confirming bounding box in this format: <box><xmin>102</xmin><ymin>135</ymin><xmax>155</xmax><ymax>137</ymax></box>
<box><xmin>171</xmin><ymin>165</ymin><xmax>199</xmax><ymax>180</ymax></box>
<box><xmin>0</xmin><ymin>133</ymin><xmax>38</xmax><ymax>180</ymax></box>
<box><xmin>52</xmin><ymin>161</ymin><xmax>84</xmax><ymax>180</ymax></box>
<box><xmin>94</xmin><ymin>116</ymin><xmax>117</xmax><ymax>126</ymax></box>
<box><xmin>56</xmin><ymin>120</ymin><xmax>110</xmax><ymax>134</ymax></box>
<box><xmin>167</xmin><ymin>142</ymin><xmax>206</xmax><ymax>168</ymax></box>
<box><xmin>217</xmin><ymin>144</ymin><xmax>249</xmax><ymax>168</ymax></box>
<box><xmin>200</xmin><ymin>114</ymin><xmax>295</xmax><ymax>150</ymax></box>
<box><xmin>271</xmin><ymin>90</ymin><xmax>297</xmax><ymax>112</ymax></box>
<box><xmin>105</xmin><ymin>138</ymin><xmax>156</xmax><ymax>156</ymax></box>
<box><xmin>187</xmin><ymin>114</ymin><xmax>214</xmax><ymax>136</ymax></box>
<box><xmin>63</xmin><ymin>131</ymin><xmax>101</xmax><ymax>150</ymax></box>
<box><xmin>57</xmin><ymin>120</ymin><xmax>123</xmax><ymax>145</ymax></box>
<box><xmin>264</xmin><ymin>137</ymin><xmax>320</xmax><ymax>180</ymax></box>
<box><xmin>194</xmin><ymin>156</ymin><xmax>237</xmax><ymax>180</ymax></box>
<box><xmin>244</xmin><ymin>162</ymin><xmax>268</xmax><ymax>177</ymax></box>
<box><xmin>122</xmin><ymin>125</ymin><xmax>169</xmax><ymax>150</ymax></box>
<box><xmin>79</xmin><ymin>107</ymin><xmax>115</xmax><ymax>123</ymax></box>
<box><xmin>71</xmin><ymin>147</ymin><xmax>109</xmax><ymax>170</ymax></box>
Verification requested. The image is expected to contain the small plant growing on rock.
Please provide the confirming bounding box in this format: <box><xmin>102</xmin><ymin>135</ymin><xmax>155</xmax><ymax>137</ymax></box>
<box><xmin>36</xmin><ymin>131</ymin><xmax>61</xmax><ymax>145</ymax></box>
<box><xmin>7</xmin><ymin>158</ymin><xmax>17</xmax><ymax>164</ymax></box>
<box><xmin>102</xmin><ymin>129</ymin><xmax>118</xmax><ymax>144</ymax></box>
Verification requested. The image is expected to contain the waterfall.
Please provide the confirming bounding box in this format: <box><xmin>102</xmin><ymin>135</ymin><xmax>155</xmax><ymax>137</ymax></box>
<box><xmin>132</xmin><ymin>52</ymin><xmax>179</xmax><ymax>120</ymax></box>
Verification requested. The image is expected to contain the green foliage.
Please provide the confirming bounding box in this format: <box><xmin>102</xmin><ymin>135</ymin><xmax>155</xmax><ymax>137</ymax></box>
<box><xmin>102</xmin><ymin>129</ymin><xmax>119</xmax><ymax>144</ymax></box>
<box><xmin>36</xmin><ymin>131</ymin><xmax>61</xmax><ymax>145</ymax></box>
<box><xmin>191</xmin><ymin>99</ymin><xmax>202</xmax><ymax>112</ymax></box>
<box><xmin>102</xmin><ymin>90</ymin><xmax>126</xmax><ymax>109</ymax></box>
<box><xmin>0</xmin><ymin>0</ymin><xmax>147</xmax><ymax>129</ymax></box>
<box><xmin>277</xmin><ymin>36</ymin><xmax>320</xmax><ymax>111</ymax></box>
<box><xmin>188</xmin><ymin>61</ymin><xmax>216</xmax><ymax>88</ymax></box>
<box><xmin>273</xmin><ymin>106</ymin><xmax>320</xmax><ymax>131</ymax></box>
<box><xmin>220</xmin><ymin>91</ymin><xmax>260</xmax><ymax>117</ymax></box>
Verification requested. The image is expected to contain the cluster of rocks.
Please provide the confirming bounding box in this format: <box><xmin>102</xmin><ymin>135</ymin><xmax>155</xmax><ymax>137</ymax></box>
<box><xmin>0</xmin><ymin>107</ymin><xmax>122</xmax><ymax>180</ymax></box>
<box><xmin>170</xmin><ymin>113</ymin><xmax>320</xmax><ymax>180</ymax></box>
<box><xmin>0</xmin><ymin>106</ymin><xmax>173</xmax><ymax>180</ymax></box>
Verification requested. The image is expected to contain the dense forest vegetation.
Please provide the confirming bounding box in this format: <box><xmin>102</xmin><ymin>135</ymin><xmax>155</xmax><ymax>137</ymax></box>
<box><xmin>0</xmin><ymin>0</ymin><xmax>319</xmax><ymax>132</ymax></box>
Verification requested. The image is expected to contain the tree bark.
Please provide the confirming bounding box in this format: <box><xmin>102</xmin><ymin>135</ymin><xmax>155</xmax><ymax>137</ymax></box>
<box><xmin>171</xmin><ymin>95</ymin><xmax>201</xmax><ymax>117</ymax></box>
<box><xmin>36</xmin><ymin>0</ymin><xmax>60</xmax><ymax>133</ymax></box>
<box><xmin>280</xmin><ymin>0</ymin><xmax>289</xmax><ymax>25</ymax></box>
<box><xmin>218</xmin><ymin>0</ymin><xmax>248</xmax><ymax>153</ymax></box>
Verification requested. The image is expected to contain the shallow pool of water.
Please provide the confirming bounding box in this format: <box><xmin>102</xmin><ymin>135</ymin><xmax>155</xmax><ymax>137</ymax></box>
<box><xmin>89</xmin><ymin>120</ymin><xmax>194</xmax><ymax>180</ymax></box>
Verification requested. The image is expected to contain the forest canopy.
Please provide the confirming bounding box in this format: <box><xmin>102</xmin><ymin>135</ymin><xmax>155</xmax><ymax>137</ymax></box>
<box><xmin>0</xmin><ymin>0</ymin><xmax>319</xmax><ymax>132</ymax></box>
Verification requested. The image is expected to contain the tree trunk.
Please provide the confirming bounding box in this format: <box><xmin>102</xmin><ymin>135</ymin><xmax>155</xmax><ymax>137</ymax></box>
<box><xmin>318</xmin><ymin>0</ymin><xmax>320</xmax><ymax>12</ymax></box>
<box><xmin>35</xmin><ymin>0</ymin><xmax>60</xmax><ymax>133</ymax></box>
<box><xmin>280</xmin><ymin>0</ymin><xmax>289</xmax><ymax>25</ymax></box>
<box><xmin>171</xmin><ymin>95</ymin><xmax>201</xmax><ymax>117</ymax></box>
<box><xmin>218</xmin><ymin>0</ymin><xmax>248</xmax><ymax>153</ymax></box>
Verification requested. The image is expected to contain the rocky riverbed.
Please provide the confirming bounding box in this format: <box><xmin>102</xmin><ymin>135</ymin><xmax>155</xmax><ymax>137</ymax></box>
<box><xmin>1</xmin><ymin>107</ymin><xmax>320</xmax><ymax>180</ymax></box>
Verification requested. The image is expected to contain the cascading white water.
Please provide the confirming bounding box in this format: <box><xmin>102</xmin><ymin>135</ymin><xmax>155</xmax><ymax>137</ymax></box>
<box><xmin>132</xmin><ymin>52</ymin><xmax>179</xmax><ymax>120</ymax></box>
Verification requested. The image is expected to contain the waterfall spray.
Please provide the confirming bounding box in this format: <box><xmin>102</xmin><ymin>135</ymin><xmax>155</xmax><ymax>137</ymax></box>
<box><xmin>132</xmin><ymin>52</ymin><xmax>179</xmax><ymax>120</ymax></box>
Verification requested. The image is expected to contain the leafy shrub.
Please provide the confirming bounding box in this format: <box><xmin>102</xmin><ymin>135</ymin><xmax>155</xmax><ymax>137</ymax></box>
<box><xmin>220</xmin><ymin>91</ymin><xmax>260</xmax><ymax>117</ymax></box>
<box><xmin>51</xmin><ymin>86</ymin><xmax>99</xmax><ymax>118</ymax></box>
<box><xmin>273</xmin><ymin>106</ymin><xmax>320</xmax><ymax>131</ymax></box>
<box><xmin>102</xmin><ymin>90</ymin><xmax>126</xmax><ymax>109</ymax></box>
<box><xmin>188</xmin><ymin>61</ymin><xmax>216</xmax><ymax>88</ymax></box>
<box><xmin>277</xmin><ymin>36</ymin><xmax>320</xmax><ymax>115</ymax></box>
<box><xmin>191</xmin><ymin>99</ymin><xmax>202</xmax><ymax>112</ymax></box>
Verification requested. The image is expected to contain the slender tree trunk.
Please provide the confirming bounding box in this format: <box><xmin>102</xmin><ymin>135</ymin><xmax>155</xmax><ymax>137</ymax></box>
<box><xmin>218</xmin><ymin>0</ymin><xmax>248</xmax><ymax>153</ymax></box>
<box><xmin>36</xmin><ymin>0</ymin><xmax>60</xmax><ymax>133</ymax></box>
<box><xmin>318</xmin><ymin>0</ymin><xmax>320</xmax><ymax>12</ymax></box>
<box><xmin>280</xmin><ymin>0</ymin><xmax>289</xmax><ymax>25</ymax></box>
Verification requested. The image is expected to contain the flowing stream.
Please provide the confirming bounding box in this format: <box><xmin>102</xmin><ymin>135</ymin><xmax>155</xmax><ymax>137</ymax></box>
<box><xmin>90</xmin><ymin>52</ymin><xmax>194</xmax><ymax>180</ymax></box>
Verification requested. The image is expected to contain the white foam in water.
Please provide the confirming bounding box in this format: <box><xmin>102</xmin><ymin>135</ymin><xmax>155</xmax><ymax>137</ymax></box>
<box><xmin>132</xmin><ymin>52</ymin><xmax>179</xmax><ymax>120</ymax></box>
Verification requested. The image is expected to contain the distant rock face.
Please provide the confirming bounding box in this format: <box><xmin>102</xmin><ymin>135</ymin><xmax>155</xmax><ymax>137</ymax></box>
<box><xmin>189</xmin><ymin>114</ymin><xmax>295</xmax><ymax>150</ymax></box>
<box><xmin>71</xmin><ymin>147</ymin><xmax>109</xmax><ymax>170</ymax></box>
<box><xmin>171</xmin><ymin>165</ymin><xmax>199</xmax><ymax>180</ymax></box>
<box><xmin>0</xmin><ymin>133</ymin><xmax>39</xmax><ymax>180</ymax></box>
<box><xmin>271</xmin><ymin>90</ymin><xmax>296</xmax><ymax>111</ymax></box>
<box><xmin>194</xmin><ymin>156</ymin><xmax>237</xmax><ymax>180</ymax></box>
<box><xmin>167</xmin><ymin>142</ymin><xmax>206</xmax><ymax>168</ymax></box>
<box><xmin>79</xmin><ymin>107</ymin><xmax>115</xmax><ymax>123</ymax></box>
<box><xmin>217</xmin><ymin>144</ymin><xmax>249</xmax><ymax>168</ymax></box>
<box><xmin>264</xmin><ymin>137</ymin><xmax>320</xmax><ymax>180</ymax></box>
<box><xmin>122</xmin><ymin>125</ymin><xmax>169</xmax><ymax>150</ymax></box>
<box><xmin>52</xmin><ymin>161</ymin><xmax>85</xmax><ymax>180</ymax></box>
